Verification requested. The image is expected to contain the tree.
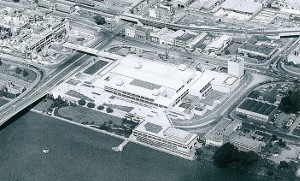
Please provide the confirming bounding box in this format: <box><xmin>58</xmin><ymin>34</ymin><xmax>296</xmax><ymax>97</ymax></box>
<box><xmin>22</xmin><ymin>70</ymin><xmax>29</xmax><ymax>77</ymax></box>
<box><xmin>213</xmin><ymin>143</ymin><xmax>259</xmax><ymax>168</ymax></box>
<box><xmin>279</xmin><ymin>91</ymin><xmax>300</xmax><ymax>114</ymax></box>
<box><xmin>78</xmin><ymin>99</ymin><xmax>86</xmax><ymax>106</ymax></box>
<box><xmin>87</xmin><ymin>102</ymin><xmax>95</xmax><ymax>108</ymax></box>
<box><xmin>94</xmin><ymin>15</ymin><xmax>106</xmax><ymax>25</ymax></box>
<box><xmin>224</xmin><ymin>49</ymin><xmax>230</xmax><ymax>55</ymax></box>
<box><xmin>270</xmin><ymin>134</ymin><xmax>278</xmax><ymax>142</ymax></box>
<box><xmin>13</xmin><ymin>0</ymin><xmax>20</xmax><ymax>2</ymax></box>
<box><xmin>16</xmin><ymin>67</ymin><xmax>22</xmax><ymax>74</ymax></box>
<box><xmin>106</xmin><ymin>107</ymin><xmax>113</xmax><ymax>113</ymax></box>
<box><xmin>97</xmin><ymin>105</ymin><xmax>104</xmax><ymax>110</ymax></box>
<box><xmin>278</xmin><ymin>139</ymin><xmax>286</xmax><ymax>147</ymax></box>
<box><xmin>0</xmin><ymin>59</ymin><xmax>2</xmax><ymax>66</ymax></box>
<box><xmin>213</xmin><ymin>143</ymin><xmax>236</xmax><ymax>168</ymax></box>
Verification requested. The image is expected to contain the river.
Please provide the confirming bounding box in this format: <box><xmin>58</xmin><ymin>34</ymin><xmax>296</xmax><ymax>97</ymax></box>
<box><xmin>0</xmin><ymin>112</ymin><xmax>272</xmax><ymax>181</ymax></box>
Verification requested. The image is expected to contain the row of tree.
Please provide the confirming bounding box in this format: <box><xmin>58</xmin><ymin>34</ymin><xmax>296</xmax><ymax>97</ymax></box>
<box><xmin>77</xmin><ymin>99</ymin><xmax>113</xmax><ymax>113</ymax></box>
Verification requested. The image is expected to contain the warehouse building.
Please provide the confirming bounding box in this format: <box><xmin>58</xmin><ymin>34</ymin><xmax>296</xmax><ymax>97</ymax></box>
<box><xmin>236</xmin><ymin>98</ymin><xmax>278</xmax><ymax>122</ymax></box>
<box><xmin>220</xmin><ymin>0</ymin><xmax>262</xmax><ymax>15</ymax></box>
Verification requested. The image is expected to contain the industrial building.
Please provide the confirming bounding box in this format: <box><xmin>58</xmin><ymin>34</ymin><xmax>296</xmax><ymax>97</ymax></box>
<box><xmin>220</xmin><ymin>0</ymin><xmax>262</xmax><ymax>15</ymax></box>
<box><xmin>228</xmin><ymin>56</ymin><xmax>244</xmax><ymax>78</ymax></box>
<box><xmin>236</xmin><ymin>98</ymin><xmax>278</xmax><ymax>122</ymax></box>
<box><xmin>237</xmin><ymin>43</ymin><xmax>277</xmax><ymax>60</ymax></box>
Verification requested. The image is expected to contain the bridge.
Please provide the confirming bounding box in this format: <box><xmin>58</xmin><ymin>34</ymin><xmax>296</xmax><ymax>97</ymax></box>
<box><xmin>0</xmin><ymin>52</ymin><xmax>91</xmax><ymax>127</ymax></box>
<box><xmin>62</xmin><ymin>42</ymin><xmax>119</xmax><ymax>61</ymax></box>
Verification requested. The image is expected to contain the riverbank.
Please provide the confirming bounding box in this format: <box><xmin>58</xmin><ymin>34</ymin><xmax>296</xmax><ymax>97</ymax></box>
<box><xmin>0</xmin><ymin>111</ymin><xmax>272</xmax><ymax>181</ymax></box>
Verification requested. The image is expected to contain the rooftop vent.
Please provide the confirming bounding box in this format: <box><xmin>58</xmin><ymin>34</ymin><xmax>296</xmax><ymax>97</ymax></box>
<box><xmin>116</xmin><ymin>79</ymin><xmax>124</xmax><ymax>86</ymax></box>
<box><xmin>178</xmin><ymin>64</ymin><xmax>187</xmax><ymax>71</ymax></box>
<box><xmin>134</xmin><ymin>62</ymin><xmax>142</xmax><ymax>69</ymax></box>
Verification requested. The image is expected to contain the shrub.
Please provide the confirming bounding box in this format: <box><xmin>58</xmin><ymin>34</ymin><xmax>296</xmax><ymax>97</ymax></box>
<box><xmin>16</xmin><ymin>67</ymin><xmax>22</xmax><ymax>74</ymax></box>
<box><xmin>97</xmin><ymin>105</ymin><xmax>104</xmax><ymax>110</ymax></box>
<box><xmin>94</xmin><ymin>15</ymin><xmax>106</xmax><ymax>25</ymax></box>
<box><xmin>106</xmin><ymin>107</ymin><xmax>113</xmax><ymax>113</ymax></box>
<box><xmin>87</xmin><ymin>102</ymin><xmax>95</xmax><ymax>108</ymax></box>
<box><xmin>78</xmin><ymin>99</ymin><xmax>86</xmax><ymax>106</ymax></box>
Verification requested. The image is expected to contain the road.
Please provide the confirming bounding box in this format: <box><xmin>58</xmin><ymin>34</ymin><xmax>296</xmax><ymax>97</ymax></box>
<box><xmin>0</xmin><ymin>15</ymin><xmax>130</xmax><ymax>126</ymax></box>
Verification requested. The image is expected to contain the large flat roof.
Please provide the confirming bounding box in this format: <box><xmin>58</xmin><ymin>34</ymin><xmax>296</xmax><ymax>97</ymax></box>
<box><xmin>238</xmin><ymin>98</ymin><xmax>277</xmax><ymax>116</ymax></box>
<box><xmin>221</xmin><ymin>0</ymin><xmax>262</xmax><ymax>14</ymax></box>
<box><xmin>239</xmin><ymin>43</ymin><xmax>277</xmax><ymax>56</ymax></box>
<box><xmin>134</xmin><ymin>110</ymin><xmax>198</xmax><ymax>145</ymax></box>
<box><xmin>108</xmin><ymin>55</ymin><xmax>195</xmax><ymax>90</ymax></box>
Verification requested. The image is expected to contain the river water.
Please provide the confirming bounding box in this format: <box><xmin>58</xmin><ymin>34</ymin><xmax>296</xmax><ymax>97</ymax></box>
<box><xmin>0</xmin><ymin>112</ymin><xmax>271</xmax><ymax>181</ymax></box>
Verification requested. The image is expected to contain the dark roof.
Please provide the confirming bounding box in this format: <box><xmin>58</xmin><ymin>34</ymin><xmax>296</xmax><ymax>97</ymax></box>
<box><xmin>239</xmin><ymin>43</ymin><xmax>277</xmax><ymax>55</ymax></box>
<box><xmin>144</xmin><ymin>122</ymin><xmax>163</xmax><ymax>134</ymax></box>
<box><xmin>175</xmin><ymin>33</ymin><xmax>195</xmax><ymax>42</ymax></box>
<box><xmin>130</xmin><ymin>79</ymin><xmax>161</xmax><ymax>90</ymax></box>
<box><xmin>238</xmin><ymin>98</ymin><xmax>277</xmax><ymax>116</ymax></box>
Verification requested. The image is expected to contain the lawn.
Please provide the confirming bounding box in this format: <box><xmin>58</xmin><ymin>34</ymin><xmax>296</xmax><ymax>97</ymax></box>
<box><xmin>57</xmin><ymin>106</ymin><xmax>123</xmax><ymax>126</ymax></box>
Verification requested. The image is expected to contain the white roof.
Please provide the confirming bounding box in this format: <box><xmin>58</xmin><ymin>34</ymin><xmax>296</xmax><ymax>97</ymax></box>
<box><xmin>205</xmin><ymin>70</ymin><xmax>238</xmax><ymax>86</ymax></box>
<box><xmin>234</xmin><ymin>1</ymin><xmax>262</xmax><ymax>14</ymax></box>
<box><xmin>221</xmin><ymin>0</ymin><xmax>243</xmax><ymax>9</ymax></box>
<box><xmin>108</xmin><ymin>55</ymin><xmax>195</xmax><ymax>91</ymax></box>
<box><xmin>206</xmin><ymin>35</ymin><xmax>231</xmax><ymax>50</ymax></box>
<box><xmin>103</xmin><ymin>55</ymin><xmax>196</xmax><ymax>107</ymax></box>
<box><xmin>134</xmin><ymin>110</ymin><xmax>198</xmax><ymax>145</ymax></box>
<box><xmin>221</xmin><ymin>0</ymin><xmax>262</xmax><ymax>14</ymax></box>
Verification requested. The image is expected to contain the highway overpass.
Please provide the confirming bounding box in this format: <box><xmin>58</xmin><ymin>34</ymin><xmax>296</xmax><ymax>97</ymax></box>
<box><xmin>120</xmin><ymin>14</ymin><xmax>300</xmax><ymax>38</ymax></box>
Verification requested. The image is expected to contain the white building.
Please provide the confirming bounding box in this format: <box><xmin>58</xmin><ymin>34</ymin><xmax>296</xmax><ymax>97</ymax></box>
<box><xmin>228</xmin><ymin>56</ymin><xmax>244</xmax><ymax>78</ymax></box>
<box><xmin>205</xmin><ymin>35</ymin><xmax>232</xmax><ymax>53</ymax></box>
<box><xmin>124</xmin><ymin>26</ymin><xmax>136</xmax><ymax>38</ymax></box>
<box><xmin>288</xmin><ymin>47</ymin><xmax>300</xmax><ymax>65</ymax></box>
<box><xmin>99</xmin><ymin>55</ymin><xmax>239</xmax><ymax>109</ymax></box>
<box><xmin>132</xmin><ymin>110</ymin><xmax>199</xmax><ymax>159</ymax></box>
<box><xmin>205</xmin><ymin>118</ymin><xmax>242</xmax><ymax>146</ymax></box>
<box><xmin>220</xmin><ymin>0</ymin><xmax>262</xmax><ymax>15</ymax></box>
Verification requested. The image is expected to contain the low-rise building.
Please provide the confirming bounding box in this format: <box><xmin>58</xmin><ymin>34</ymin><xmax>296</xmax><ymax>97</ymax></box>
<box><xmin>238</xmin><ymin>43</ymin><xmax>277</xmax><ymax>59</ymax></box>
<box><xmin>205</xmin><ymin>118</ymin><xmax>242</xmax><ymax>146</ymax></box>
<box><xmin>132</xmin><ymin>110</ymin><xmax>199</xmax><ymax>159</ymax></box>
<box><xmin>124</xmin><ymin>26</ymin><xmax>152</xmax><ymax>40</ymax></box>
<box><xmin>288</xmin><ymin>47</ymin><xmax>300</xmax><ymax>65</ymax></box>
<box><xmin>236</xmin><ymin>98</ymin><xmax>278</xmax><ymax>122</ymax></box>
<box><xmin>174</xmin><ymin>32</ymin><xmax>197</xmax><ymax>48</ymax></box>
<box><xmin>150</xmin><ymin>28</ymin><xmax>185</xmax><ymax>46</ymax></box>
<box><xmin>228</xmin><ymin>134</ymin><xmax>266</xmax><ymax>152</ymax></box>
<box><xmin>149</xmin><ymin>3</ymin><xmax>174</xmax><ymax>22</ymax></box>
<box><xmin>55</xmin><ymin>2</ymin><xmax>75</xmax><ymax>14</ymax></box>
<box><xmin>173</xmin><ymin>0</ymin><xmax>196</xmax><ymax>8</ymax></box>
<box><xmin>205</xmin><ymin>35</ymin><xmax>232</xmax><ymax>54</ymax></box>
<box><xmin>220</xmin><ymin>0</ymin><xmax>262</xmax><ymax>15</ymax></box>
